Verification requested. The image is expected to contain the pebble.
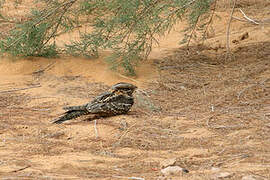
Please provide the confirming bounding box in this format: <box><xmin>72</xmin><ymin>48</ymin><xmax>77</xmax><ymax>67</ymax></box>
<box><xmin>160</xmin><ymin>158</ymin><xmax>177</xmax><ymax>168</ymax></box>
<box><xmin>212</xmin><ymin>172</ymin><xmax>233</xmax><ymax>179</ymax></box>
<box><xmin>161</xmin><ymin>166</ymin><xmax>188</xmax><ymax>176</ymax></box>
<box><xmin>242</xmin><ymin>175</ymin><xmax>267</xmax><ymax>180</ymax></box>
<box><xmin>211</xmin><ymin>167</ymin><xmax>220</xmax><ymax>172</ymax></box>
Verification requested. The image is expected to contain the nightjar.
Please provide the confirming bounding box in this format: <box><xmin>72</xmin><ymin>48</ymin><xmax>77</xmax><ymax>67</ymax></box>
<box><xmin>52</xmin><ymin>82</ymin><xmax>137</xmax><ymax>124</ymax></box>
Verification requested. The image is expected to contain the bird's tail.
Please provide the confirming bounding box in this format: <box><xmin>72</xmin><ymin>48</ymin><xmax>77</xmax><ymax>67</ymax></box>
<box><xmin>52</xmin><ymin>105</ymin><xmax>88</xmax><ymax>124</ymax></box>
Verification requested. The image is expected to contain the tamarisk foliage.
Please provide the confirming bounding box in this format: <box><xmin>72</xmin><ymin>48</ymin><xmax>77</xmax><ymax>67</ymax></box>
<box><xmin>0</xmin><ymin>0</ymin><xmax>215</xmax><ymax>75</ymax></box>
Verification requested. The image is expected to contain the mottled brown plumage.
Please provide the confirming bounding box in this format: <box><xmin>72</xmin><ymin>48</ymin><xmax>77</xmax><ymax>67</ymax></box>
<box><xmin>52</xmin><ymin>82</ymin><xmax>137</xmax><ymax>124</ymax></box>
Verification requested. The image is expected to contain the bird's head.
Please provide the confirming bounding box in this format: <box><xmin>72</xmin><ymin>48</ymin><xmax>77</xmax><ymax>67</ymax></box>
<box><xmin>111</xmin><ymin>82</ymin><xmax>137</xmax><ymax>96</ymax></box>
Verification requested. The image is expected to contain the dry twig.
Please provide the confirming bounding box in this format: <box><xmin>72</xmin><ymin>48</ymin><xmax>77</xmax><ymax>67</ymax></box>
<box><xmin>237</xmin><ymin>78</ymin><xmax>269</xmax><ymax>100</ymax></box>
<box><xmin>94</xmin><ymin>120</ymin><xmax>99</xmax><ymax>138</ymax></box>
<box><xmin>112</xmin><ymin>175</ymin><xmax>144</xmax><ymax>180</ymax></box>
<box><xmin>32</xmin><ymin>61</ymin><xmax>56</xmax><ymax>74</ymax></box>
<box><xmin>116</xmin><ymin>72</ymin><xmax>140</xmax><ymax>84</ymax></box>
<box><xmin>238</xmin><ymin>9</ymin><xmax>259</xmax><ymax>25</ymax></box>
<box><xmin>10</xmin><ymin>165</ymin><xmax>31</xmax><ymax>173</ymax></box>
<box><xmin>232</xmin><ymin>9</ymin><xmax>270</xmax><ymax>25</ymax></box>
<box><xmin>225</xmin><ymin>0</ymin><xmax>237</xmax><ymax>61</ymax></box>
<box><xmin>117</xmin><ymin>122</ymin><xmax>137</xmax><ymax>144</ymax></box>
<box><xmin>0</xmin><ymin>84</ymin><xmax>41</xmax><ymax>93</ymax></box>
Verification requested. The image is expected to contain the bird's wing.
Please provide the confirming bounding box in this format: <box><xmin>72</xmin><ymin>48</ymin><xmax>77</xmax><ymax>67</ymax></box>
<box><xmin>86</xmin><ymin>94</ymin><xmax>134</xmax><ymax>114</ymax></box>
<box><xmin>61</xmin><ymin>92</ymin><xmax>112</xmax><ymax>111</ymax></box>
<box><xmin>90</xmin><ymin>91</ymin><xmax>112</xmax><ymax>104</ymax></box>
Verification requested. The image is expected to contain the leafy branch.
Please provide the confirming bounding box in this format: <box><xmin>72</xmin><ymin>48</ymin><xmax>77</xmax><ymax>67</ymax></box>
<box><xmin>0</xmin><ymin>0</ymin><xmax>215</xmax><ymax>74</ymax></box>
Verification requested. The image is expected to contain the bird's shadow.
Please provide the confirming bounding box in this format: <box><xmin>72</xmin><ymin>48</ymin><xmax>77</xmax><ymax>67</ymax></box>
<box><xmin>83</xmin><ymin>115</ymin><xmax>110</xmax><ymax>122</ymax></box>
<box><xmin>57</xmin><ymin>114</ymin><xmax>116</xmax><ymax>126</ymax></box>
<box><xmin>52</xmin><ymin>112</ymin><xmax>136</xmax><ymax>127</ymax></box>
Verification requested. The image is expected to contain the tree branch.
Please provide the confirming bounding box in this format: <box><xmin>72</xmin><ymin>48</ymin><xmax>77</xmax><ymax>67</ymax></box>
<box><xmin>239</xmin><ymin>9</ymin><xmax>259</xmax><ymax>25</ymax></box>
<box><xmin>225</xmin><ymin>0</ymin><xmax>237</xmax><ymax>61</ymax></box>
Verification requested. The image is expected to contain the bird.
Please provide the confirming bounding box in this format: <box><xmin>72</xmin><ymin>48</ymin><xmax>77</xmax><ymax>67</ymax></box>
<box><xmin>52</xmin><ymin>82</ymin><xmax>137</xmax><ymax>124</ymax></box>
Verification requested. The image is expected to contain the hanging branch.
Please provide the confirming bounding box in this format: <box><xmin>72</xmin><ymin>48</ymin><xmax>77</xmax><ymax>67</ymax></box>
<box><xmin>225</xmin><ymin>0</ymin><xmax>237</xmax><ymax>61</ymax></box>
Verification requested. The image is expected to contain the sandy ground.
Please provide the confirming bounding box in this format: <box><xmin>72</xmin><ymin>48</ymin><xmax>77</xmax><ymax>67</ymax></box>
<box><xmin>0</xmin><ymin>0</ymin><xmax>270</xmax><ymax>179</ymax></box>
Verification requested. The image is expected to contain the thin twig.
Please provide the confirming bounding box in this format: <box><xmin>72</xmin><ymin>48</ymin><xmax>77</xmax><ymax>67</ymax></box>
<box><xmin>237</xmin><ymin>78</ymin><xmax>269</xmax><ymax>100</ymax></box>
<box><xmin>33</xmin><ymin>61</ymin><xmax>56</xmax><ymax>74</ymax></box>
<box><xmin>112</xmin><ymin>175</ymin><xmax>144</xmax><ymax>180</ymax></box>
<box><xmin>239</xmin><ymin>9</ymin><xmax>259</xmax><ymax>25</ymax></box>
<box><xmin>115</xmin><ymin>72</ymin><xmax>140</xmax><ymax>84</ymax></box>
<box><xmin>202</xmin><ymin>0</ymin><xmax>217</xmax><ymax>42</ymax></box>
<box><xmin>232</xmin><ymin>16</ymin><xmax>249</xmax><ymax>22</ymax></box>
<box><xmin>237</xmin><ymin>84</ymin><xmax>256</xmax><ymax>100</ymax></box>
<box><xmin>187</xmin><ymin>16</ymin><xmax>200</xmax><ymax>47</ymax></box>
<box><xmin>136</xmin><ymin>89</ymin><xmax>150</xmax><ymax>97</ymax></box>
<box><xmin>10</xmin><ymin>165</ymin><xmax>31</xmax><ymax>173</ymax></box>
<box><xmin>225</xmin><ymin>0</ymin><xmax>237</xmax><ymax>61</ymax></box>
<box><xmin>211</xmin><ymin>125</ymin><xmax>242</xmax><ymax>129</ymax></box>
<box><xmin>205</xmin><ymin>115</ymin><xmax>215</xmax><ymax>127</ymax></box>
<box><xmin>232</xmin><ymin>9</ymin><xmax>262</xmax><ymax>25</ymax></box>
<box><xmin>0</xmin><ymin>84</ymin><xmax>41</xmax><ymax>93</ymax></box>
<box><xmin>94</xmin><ymin>120</ymin><xmax>99</xmax><ymax>138</ymax></box>
<box><xmin>118</xmin><ymin>122</ymin><xmax>137</xmax><ymax>144</ymax></box>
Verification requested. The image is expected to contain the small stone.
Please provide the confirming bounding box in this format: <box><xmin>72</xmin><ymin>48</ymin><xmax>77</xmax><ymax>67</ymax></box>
<box><xmin>179</xmin><ymin>86</ymin><xmax>186</xmax><ymax>90</ymax></box>
<box><xmin>242</xmin><ymin>175</ymin><xmax>267</xmax><ymax>180</ymax></box>
<box><xmin>212</xmin><ymin>172</ymin><xmax>233</xmax><ymax>179</ymax></box>
<box><xmin>161</xmin><ymin>166</ymin><xmax>188</xmax><ymax>176</ymax></box>
<box><xmin>157</xmin><ymin>176</ymin><xmax>166</xmax><ymax>180</ymax></box>
<box><xmin>242</xmin><ymin>175</ymin><xmax>256</xmax><ymax>180</ymax></box>
<box><xmin>160</xmin><ymin>158</ymin><xmax>177</xmax><ymax>168</ymax></box>
<box><xmin>239</xmin><ymin>32</ymin><xmax>249</xmax><ymax>41</ymax></box>
<box><xmin>211</xmin><ymin>167</ymin><xmax>220</xmax><ymax>172</ymax></box>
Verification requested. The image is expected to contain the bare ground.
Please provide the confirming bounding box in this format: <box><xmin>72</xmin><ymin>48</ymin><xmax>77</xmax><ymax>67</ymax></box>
<box><xmin>0</xmin><ymin>1</ymin><xmax>270</xmax><ymax>179</ymax></box>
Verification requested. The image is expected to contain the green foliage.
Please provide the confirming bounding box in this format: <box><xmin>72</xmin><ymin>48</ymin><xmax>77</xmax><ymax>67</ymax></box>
<box><xmin>0</xmin><ymin>0</ymin><xmax>215</xmax><ymax>74</ymax></box>
<box><xmin>0</xmin><ymin>22</ymin><xmax>58</xmax><ymax>57</ymax></box>
<box><xmin>0</xmin><ymin>0</ymin><xmax>6</xmax><ymax>21</ymax></box>
<box><xmin>0</xmin><ymin>0</ymin><xmax>78</xmax><ymax>58</ymax></box>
